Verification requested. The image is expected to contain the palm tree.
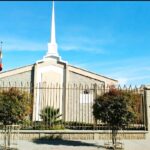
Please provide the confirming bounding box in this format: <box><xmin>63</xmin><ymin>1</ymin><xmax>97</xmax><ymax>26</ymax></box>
<box><xmin>40</xmin><ymin>106</ymin><xmax>62</xmax><ymax>127</ymax></box>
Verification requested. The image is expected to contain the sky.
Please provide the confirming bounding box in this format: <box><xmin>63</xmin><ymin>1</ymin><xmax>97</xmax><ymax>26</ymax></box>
<box><xmin>0</xmin><ymin>1</ymin><xmax>150</xmax><ymax>86</ymax></box>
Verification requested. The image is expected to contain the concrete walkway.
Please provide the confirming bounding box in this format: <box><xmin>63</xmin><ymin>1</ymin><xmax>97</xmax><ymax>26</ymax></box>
<box><xmin>0</xmin><ymin>139</ymin><xmax>150</xmax><ymax>150</ymax></box>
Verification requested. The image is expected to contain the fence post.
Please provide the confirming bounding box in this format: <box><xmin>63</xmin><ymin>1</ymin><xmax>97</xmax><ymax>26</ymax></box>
<box><xmin>144</xmin><ymin>85</ymin><xmax>150</xmax><ymax>139</ymax></box>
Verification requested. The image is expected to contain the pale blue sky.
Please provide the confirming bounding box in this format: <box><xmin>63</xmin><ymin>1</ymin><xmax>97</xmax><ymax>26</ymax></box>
<box><xmin>0</xmin><ymin>1</ymin><xmax>150</xmax><ymax>86</ymax></box>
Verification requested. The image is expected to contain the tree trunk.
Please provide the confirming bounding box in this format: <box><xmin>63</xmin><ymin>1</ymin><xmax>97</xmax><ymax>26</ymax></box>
<box><xmin>4</xmin><ymin>125</ymin><xmax>6</xmax><ymax>149</ymax></box>
<box><xmin>112</xmin><ymin>128</ymin><xmax>118</xmax><ymax>149</ymax></box>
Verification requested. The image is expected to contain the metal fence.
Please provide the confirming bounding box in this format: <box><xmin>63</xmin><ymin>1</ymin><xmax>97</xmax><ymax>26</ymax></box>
<box><xmin>0</xmin><ymin>83</ymin><xmax>147</xmax><ymax>131</ymax></box>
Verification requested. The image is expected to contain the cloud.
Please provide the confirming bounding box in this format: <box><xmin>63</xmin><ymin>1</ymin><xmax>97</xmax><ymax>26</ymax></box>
<box><xmin>70</xmin><ymin>56</ymin><xmax>150</xmax><ymax>86</ymax></box>
<box><xmin>59</xmin><ymin>43</ymin><xmax>105</xmax><ymax>54</ymax></box>
<box><xmin>58</xmin><ymin>33</ymin><xmax>114</xmax><ymax>54</ymax></box>
<box><xmin>0</xmin><ymin>35</ymin><xmax>47</xmax><ymax>51</ymax></box>
<box><xmin>106</xmin><ymin>65</ymin><xmax>150</xmax><ymax>86</ymax></box>
<box><xmin>0</xmin><ymin>33</ymin><xmax>110</xmax><ymax>54</ymax></box>
<box><xmin>117</xmin><ymin>77</ymin><xmax>128</xmax><ymax>85</ymax></box>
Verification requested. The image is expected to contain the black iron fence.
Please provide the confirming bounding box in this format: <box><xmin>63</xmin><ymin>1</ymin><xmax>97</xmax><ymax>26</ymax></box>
<box><xmin>0</xmin><ymin>83</ymin><xmax>147</xmax><ymax>131</ymax></box>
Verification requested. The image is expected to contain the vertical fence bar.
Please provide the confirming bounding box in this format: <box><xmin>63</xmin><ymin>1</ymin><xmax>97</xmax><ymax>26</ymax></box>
<box><xmin>67</xmin><ymin>84</ymin><xmax>70</xmax><ymax>129</ymax></box>
<box><xmin>144</xmin><ymin>90</ymin><xmax>148</xmax><ymax>130</ymax></box>
<box><xmin>55</xmin><ymin>83</ymin><xmax>58</xmax><ymax>129</ymax></box>
<box><xmin>141</xmin><ymin>91</ymin><xmax>146</xmax><ymax>130</ymax></box>
<box><xmin>71</xmin><ymin>84</ymin><xmax>74</xmax><ymax>127</ymax></box>
<box><xmin>58</xmin><ymin>83</ymin><xmax>61</xmax><ymax>128</ymax></box>
<box><xmin>75</xmin><ymin>84</ymin><xmax>77</xmax><ymax>128</ymax></box>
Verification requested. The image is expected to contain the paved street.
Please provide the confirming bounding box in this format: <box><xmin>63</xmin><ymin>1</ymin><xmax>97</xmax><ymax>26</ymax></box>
<box><xmin>1</xmin><ymin>139</ymin><xmax>150</xmax><ymax>150</ymax></box>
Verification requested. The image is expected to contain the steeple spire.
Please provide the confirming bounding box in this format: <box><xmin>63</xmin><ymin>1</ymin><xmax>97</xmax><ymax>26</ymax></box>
<box><xmin>51</xmin><ymin>1</ymin><xmax>56</xmax><ymax>43</ymax></box>
<box><xmin>44</xmin><ymin>1</ymin><xmax>59</xmax><ymax>59</ymax></box>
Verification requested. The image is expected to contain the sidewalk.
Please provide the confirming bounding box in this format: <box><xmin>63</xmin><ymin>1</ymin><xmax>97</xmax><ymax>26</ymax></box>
<box><xmin>1</xmin><ymin>139</ymin><xmax>150</xmax><ymax>150</ymax></box>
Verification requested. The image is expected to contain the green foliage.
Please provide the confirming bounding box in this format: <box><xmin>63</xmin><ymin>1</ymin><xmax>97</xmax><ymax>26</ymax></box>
<box><xmin>93</xmin><ymin>87</ymin><xmax>140</xmax><ymax>146</ymax></box>
<box><xmin>0</xmin><ymin>87</ymin><xmax>32</xmax><ymax>125</ymax></box>
<box><xmin>40</xmin><ymin>106</ymin><xmax>62</xmax><ymax>129</ymax></box>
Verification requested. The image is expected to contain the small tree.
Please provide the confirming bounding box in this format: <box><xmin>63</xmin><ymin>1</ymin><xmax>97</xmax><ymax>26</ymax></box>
<box><xmin>93</xmin><ymin>87</ymin><xmax>139</xmax><ymax>148</ymax></box>
<box><xmin>0</xmin><ymin>87</ymin><xmax>32</xmax><ymax>126</ymax></box>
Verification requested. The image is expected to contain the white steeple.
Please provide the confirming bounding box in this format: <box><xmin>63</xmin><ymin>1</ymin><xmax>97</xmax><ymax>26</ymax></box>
<box><xmin>44</xmin><ymin>1</ymin><xmax>60</xmax><ymax>59</ymax></box>
<box><xmin>51</xmin><ymin>1</ymin><xmax>56</xmax><ymax>44</ymax></box>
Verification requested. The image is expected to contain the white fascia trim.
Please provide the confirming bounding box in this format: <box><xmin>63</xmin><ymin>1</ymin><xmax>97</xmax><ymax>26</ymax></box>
<box><xmin>0</xmin><ymin>65</ymin><xmax>33</xmax><ymax>78</ymax></box>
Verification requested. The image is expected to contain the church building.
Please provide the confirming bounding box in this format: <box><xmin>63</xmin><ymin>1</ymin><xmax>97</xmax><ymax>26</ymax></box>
<box><xmin>0</xmin><ymin>2</ymin><xmax>118</xmax><ymax>121</ymax></box>
<box><xmin>0</xmin><ymin>2</ymin><xmax>117</xmax><ymax>87</ymax></box>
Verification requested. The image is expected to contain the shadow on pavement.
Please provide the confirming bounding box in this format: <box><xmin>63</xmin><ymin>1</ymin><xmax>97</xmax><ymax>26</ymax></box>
<box><xmin>32</xmin><ymin>136</ymin><xmax>105</xmax><ymax>148</ymax></box>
